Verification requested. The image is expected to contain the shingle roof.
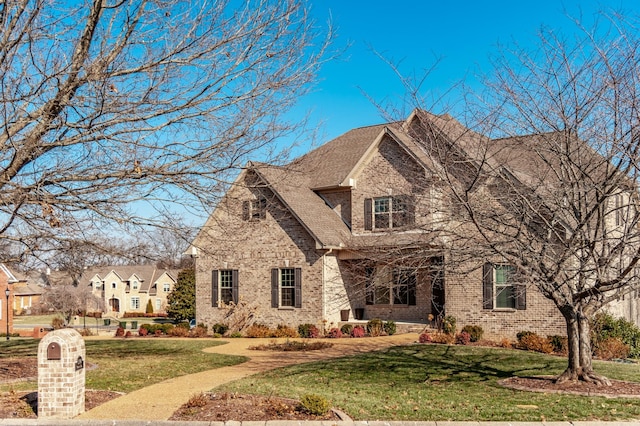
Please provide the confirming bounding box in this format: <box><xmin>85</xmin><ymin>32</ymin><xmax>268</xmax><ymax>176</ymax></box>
<box><xmin>78</xmin><ymin>265</ymin><xmax>178</xmax><ymax>292</ymax></box>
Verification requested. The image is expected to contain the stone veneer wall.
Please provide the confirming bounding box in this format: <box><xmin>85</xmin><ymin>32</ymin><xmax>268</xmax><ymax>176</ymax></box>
<box><xmin>37</xmin><ymin>328</ymin><xmax>85</xmax><ymax>418</ymax></box>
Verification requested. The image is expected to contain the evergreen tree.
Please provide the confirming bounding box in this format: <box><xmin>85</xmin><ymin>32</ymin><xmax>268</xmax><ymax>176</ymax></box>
<box><xmin>166</xmin><ymin>268</ymin><xmax>195</xmax><ymax>322</ymax></box>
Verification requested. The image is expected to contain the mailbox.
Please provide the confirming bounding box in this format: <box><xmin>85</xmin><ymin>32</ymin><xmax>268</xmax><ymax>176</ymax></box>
<box><xmin>47</xmin><ymin>342</ymin><xmax>61</xmax><ymax>360</ymax></box>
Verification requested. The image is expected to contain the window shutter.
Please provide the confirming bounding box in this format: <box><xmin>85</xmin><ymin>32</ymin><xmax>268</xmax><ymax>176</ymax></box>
<box><xmin>231</xmin><ymin>269</ymin><xmax>239</xmax><ymax>303</ymax></box>
<box><xmin>408</xmin><ymin>271</ymin><xmax>417</xmax><ymax>306</ymax></box>
<box><xmin>259</xmin><ymin>198</ymin><xmax>267</xmax><ymax>219</ymax></box>
<box><xmin>482</xmin><ymin>263</ymin><xmax>493</xmax><ymax>310</ymax></box>
<box><xmin>242</xmin><ymin>201</ymin><xmax>250</xmax><ymax>221</ymax></box>
<box><xmin>271</xmin><ymin>268</ymin><xmax>279</xmax><ymax>308</ymax></box>
<box><xmin>516</xmin><ymin>284</ymin><xmax>526</xmax><ymax>310</ymax></box>
<box><xmin>364</xmin><ymin>198</ymin><xmax>372</xmax><ymax>230</ymax></box>
<box><xmin>294</xmin><ymin>268</ymin><xmax>302</xmax><ymax>308</ymax></box>
<box><xmin>405</xmin><ymin>195</ymin><xmax>416</xmax><ymax>226</ymax></box>
<box><xmin>211</xmin><ymin>270</ymin><xmax>219</xmax><ymax>307</ymax></box>
<box><xmin>365</xmin><ymin>266</ymin><xmax>374</xmax><ymax>305</ymax></box>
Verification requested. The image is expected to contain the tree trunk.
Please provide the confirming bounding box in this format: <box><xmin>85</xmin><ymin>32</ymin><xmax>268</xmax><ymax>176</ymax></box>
<box><xmin>556</xmin><ymin>306</ymin><xmax>611</xmax><ymax>385</ymax></box>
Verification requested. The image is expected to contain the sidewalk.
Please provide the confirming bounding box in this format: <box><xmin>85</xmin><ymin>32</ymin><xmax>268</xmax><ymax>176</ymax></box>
<box><xmin>77</xmin><ymin>333</ymin><xmax>420</xmax><ymax>422</ymax></box>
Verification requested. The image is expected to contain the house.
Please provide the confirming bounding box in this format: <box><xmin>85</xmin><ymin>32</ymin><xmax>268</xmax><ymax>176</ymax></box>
<box><xmin>78</xmin><ymin>265</ymin><xmax>178</xmax><ymax>318</ymax></box>
<box><xmin>192</xmin><ymin>110</ymin><xmax>626</xmax><ymax>339</ymax></box>
<box><xmin>0</xmin><ymin>264</ymin><xmax>21</xmax><ymax>336</ymax></box>
<box><xmin>12</xmin><ymin>282</ymin><xmax>44</xmax><ymax>315</ymax></box>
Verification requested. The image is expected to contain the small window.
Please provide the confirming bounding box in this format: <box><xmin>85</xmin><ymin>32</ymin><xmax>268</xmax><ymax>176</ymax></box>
<box><xmin>132</xmin><ymin>280</ymin><xmax>138</xmax><ymax>290</ymax></box>
<box><xmin>163</xmin><ymin>283</ymin><xmax>170</xmax><ymax>292</ymax></box>
<box><xmin>111</xmin><ymin>282</ymin><xmax>117</xmax><ymax>289</ymax></box>
<box><xmin>155</xmin><ymin>298</ymin><xmax>161</xmax><ymax>311</ymax></box>
<box><xmin>365</xmin><ymin>196</ymin><xmax>414</xmax><ymax>230</ymax></box>
<box><xmin>271</xmin><ymin>268</ymin><xmax>302</xmax><ymax>308</ymax></box>
<box><xmin>94</xmin><ymin>281</ymin><xmax>102</xmax><ymax>289</ymax></box>
<box><xmin>211</xmin><ymin>269</ymin><xmax>239</xmax><ymax>306</ymax></box>
<box><xmin>483</xmin><ymin>263</ymin><xmax>526</xmax><ymax>310</ymax></box>
<box><xmin>243</xmin><ymin>198</ymin><xmax>267</xmax><ymax>221</ymax></box>
<box><xmin>131</xmin><ymin>297</ymin><xmax>140</xmax><ymax>310</ymax></box>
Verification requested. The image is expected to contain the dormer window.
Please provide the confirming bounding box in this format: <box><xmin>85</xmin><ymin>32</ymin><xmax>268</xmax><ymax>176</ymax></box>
<box><xmin>242</xmin><ymin>198</ymin><xmax>266</xmax><ymax>221</ymax></box>
<box><xmin>132</xmin><ymin>280</ymin><xmax>138</xmax><ymax>290</ymax></box>
<box><xmin>364</xmin><ymin>195</ymin><xmax>415</xmax><ymax>230</ymax></box>
<box><xmin>112</xmin><ymin>282</ymin><xmax>117</xmax><ymax>289</ymax></box>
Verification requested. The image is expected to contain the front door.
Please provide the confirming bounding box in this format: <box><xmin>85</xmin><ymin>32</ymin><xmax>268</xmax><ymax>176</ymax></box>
<box><xmin>109</xmin><ymin>297</ymin><xmax>120</xmax><ymax>313</ymax></box>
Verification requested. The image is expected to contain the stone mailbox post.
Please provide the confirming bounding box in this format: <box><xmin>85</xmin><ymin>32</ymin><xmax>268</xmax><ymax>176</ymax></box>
<box><xmin>37</xmin><ymin>328</ymin><xmax>85</xmax><ymax>418</ymax></box>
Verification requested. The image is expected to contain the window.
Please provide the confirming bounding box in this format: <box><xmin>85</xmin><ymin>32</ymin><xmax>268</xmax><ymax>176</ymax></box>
<box><xmin>155</xmin><ymin>298</ymin><xmax>161</xmax><ymax>311</ymax></box>
<box><xmin>131</xmin><ymin>297</ymin><xmax>140</xmax><ymax>310</ymax></box>
<box><xmin>364</xmin><ymin>195</ymin><xmax>414</xmax><ymax>230</ymax></box>
<box><xmin>614</xmin><ymin>194</ymin><xmax>624</xmax><ymax>227</ymax></box>
<box><xmin>366</xmin><ymin>267</ymin><xmax>417</xmax><ymax>306</ymax></box>
<box><xmin>111</xmin><ymin>282</ymin><xmax>116</xmax><ymax>289</ymax></box>
<box><xmin>483</xmin><ymin>263</ymin><xmax>526</xmax><ymax>310</ymax></box>
<box><xmin>271</xmin><ymin>268</ymin><xmax>302</xmax><ymax>308</ymax></box>
<box><xmin>242</xmin><ymin>198</ymin><xmax>267</xmax><ymax>221</ymax></box>
<box><xmin>93</xmin><ymin>281</ymin><xmax>101</xmax><ymax>289</ymax></box>
<box><xmin>211</xmin><ymin>269</ymin><xmax>238</xmax><ymax>306</ymax></box>
<box><xmin>132</xmin><ymin>280</ymin><xmax>138</xmax><ymax>290</ymax></box>
<box><xmin>163</xmin><ymin>283</ymin><xmax>170</xmax><ymax>292</ymax></box>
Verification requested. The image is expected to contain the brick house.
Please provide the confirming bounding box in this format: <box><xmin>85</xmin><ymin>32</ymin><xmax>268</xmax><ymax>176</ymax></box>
<box><xmin>78</xmin><ymin>265</ymin><xmax>178</xmax><ymax>318</ymax></box>
<box><xmin>192</xmin><ymin>110</ymin><xmax>573</xmax><ymax>339</ymax></box>
<box><xmin>0</xmin><ymin>264</ymin><xmax>21</xmax><ymax>336</ymax></box>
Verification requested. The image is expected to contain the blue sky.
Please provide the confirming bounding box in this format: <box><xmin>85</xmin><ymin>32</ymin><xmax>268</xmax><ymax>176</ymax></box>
<box><xmin>291</xmin><ymin>0</ymin><xmax>640</xmax><ymax>153</ymax></box>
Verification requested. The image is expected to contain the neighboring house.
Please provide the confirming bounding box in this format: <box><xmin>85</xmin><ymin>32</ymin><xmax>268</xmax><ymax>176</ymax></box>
<box><xmin>12</xmin><ymin>282</ymin><xmax>44</xmax><ymax>315</ymax></box>
<box><xmin>191</xmin><ymin>110</ymin><xmax>634</xmax><ymax>339</ymax></box>
<box><xmin>0</xmin><ymin>264</ymin><xmax>20</xmax><ymax>335</ymax></box>
<box><xmin>78</xmin><ymin>265</ymin><xmax>178</xmax><ymax>318</ymax></box>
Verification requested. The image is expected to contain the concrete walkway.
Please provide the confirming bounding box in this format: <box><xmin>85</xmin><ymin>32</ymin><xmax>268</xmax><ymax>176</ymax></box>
<box><xmin>77</xmin><ymin>333</ymin><xmax>420</xmax><ymax>422</ymax></box>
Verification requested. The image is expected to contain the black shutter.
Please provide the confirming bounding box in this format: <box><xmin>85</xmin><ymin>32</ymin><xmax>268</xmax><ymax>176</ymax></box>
<box><xmin>364</xmin><ymin>198</ymin><xmax>372</xmax><ymax>230</ymax></box>
<box><xmin>231</xmin><ymin>269</ymin><xmax>239</xmax><ymax>303</ymax></box>
<box><xmin>516</xmin><ymin>284</ymin><xmax>527</xmax><ymax>310</ymax></box>
<box><xmin>404</xmin><ymin>195</ymin><xmax>416</xmax><ymax>226</ymax></box>
<box><xmin>365</xmin><ymin>266</ymin><xmax>374</xmax><ymax>305</ymax></box>
<box><xmin>294</xmin><ymin>268</ymin><xmax>302</xmax><ymax>308</ymax></box>
<box><xmin>259</xmin><ymin>198</ymin><xmax>267</xmax><ymax>219</ymax></box>
<box><xmin>482</xmin><ymin>263</ymin><xmax>493</xmax><ymax>310</ymax></box>
<box><xmin>271</xmin><ymin>268</ymin><xmax>279</xmax><ymax>308</ymax></box>
<box><xmin>242</xmin><ymin>201</ymin><xmax>250</xmax><ymax>221</ymax></box>
<box><xmin>211</xmin><ymin>270</ymin><xmax>219</xmax><ymax>307</ymax></box>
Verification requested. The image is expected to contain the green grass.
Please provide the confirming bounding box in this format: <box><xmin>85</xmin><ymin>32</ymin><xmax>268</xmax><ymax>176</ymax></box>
<box><xmin>216</xmin><ymin>344</ymin><xmax>640</xmax><ymax>422</ymax></box>
<box><xmin>0</xmin><ymin>339</ymin><xmax>247</xmax><ymax>393</ymax></box>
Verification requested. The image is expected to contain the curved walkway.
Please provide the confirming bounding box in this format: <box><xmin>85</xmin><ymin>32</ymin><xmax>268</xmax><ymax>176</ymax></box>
<box><xmin>78</xmin><ymin>333</ymin><xmax>419</xmax><ymax>422</ymax></box>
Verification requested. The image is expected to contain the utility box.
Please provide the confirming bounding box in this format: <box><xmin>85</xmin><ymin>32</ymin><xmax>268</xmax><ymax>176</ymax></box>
<box><xmin>37</xmin><ymin>328</ymin><xmax>85</xmax><ymax>418</ymax></box>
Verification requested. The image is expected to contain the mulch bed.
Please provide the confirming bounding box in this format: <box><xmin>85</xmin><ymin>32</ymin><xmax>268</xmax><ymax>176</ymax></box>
<box><xmin>169</xmin><ymin>392</ymin><xmax>344</xmax><ymax>422</ymax></box>
<box><xmin>500</xmin><ymin>376</ymin><xmax>640</xmax><ymax>398</ymax></box>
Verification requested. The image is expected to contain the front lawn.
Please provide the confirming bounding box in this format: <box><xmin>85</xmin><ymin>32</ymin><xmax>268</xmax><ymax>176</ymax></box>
<box><xmin>0</xmin><ymin>339</ymin><xmax>246</xmax><ymax>393</ymax></box>
<box><xmin>216</xmin><ymin>343</ymin><xmax>640</xmax><ymax>421</ymax></box>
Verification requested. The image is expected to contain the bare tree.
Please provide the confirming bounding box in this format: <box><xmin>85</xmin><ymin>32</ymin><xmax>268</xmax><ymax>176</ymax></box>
<box><xmin>42</xmin><ymin>283</ymin><xmax>103</xmax><ymax>324</ymax></box>
<box><xmin>402</xmin><ymin>11</ymin><xmax>640</xmax><ymax>384</ymax></box>
<box><xmin>0</xmin><ymin>0</ymin><xmax>330</xmax><ymax>264</ymax></box>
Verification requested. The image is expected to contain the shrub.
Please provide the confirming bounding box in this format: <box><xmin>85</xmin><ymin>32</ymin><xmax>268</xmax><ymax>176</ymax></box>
<box><xmin>186</xmin><ymin>392</ymin><xmax>209</xmax><ymax>408</ymax></box>
<box><xmin>51</xmin><ymin>317</ymin><xmax>65</xmax><ymax>330</ymax></box>
<box><xmin>299</xmin><ymin>394</ymin><xmax>331</xmax><ymax>416</ymax></box>
<box><xmin>591</xmin><ymin>312</ymin><xmax>640</xmax><ymax>358</ymax></box>
<box><xmin>168</xmin><ymin>326</ymin><xmax>189</xmax><ymax>337</ymax></box>
<box><xmin>115</xmin><ymin>326</ymin><xmax>125</xmax><ymax>337</ymax></box>
<box><xmin>138</xmin><ymin>327</ymin><xmax>149</xmax><ymax>337</ymax></box>
<box><xmin>124</xmin><ymin>330</ymin><xmax>132</xmax><ymax>338</ymax></box>
<box><xmin>212</xmin><ymin>323</ymin><xmax>229</xmax><ymax>335</ymax></box>
<box><xmin>516</xmin><ymin>330</ymin><xmax>535</xmax><ymax>343</ymax></box>
<box><xmin>517</xmin><ymin>332</ymin><xmax>553</xmax><ymax>354</ymax></box>
<box><xmin>351</xmin><ymin>325</ymin><xmax>365</xmax><ymax>338</ymax></box>
<box><xmin>499</xmin><ymin>338</ymin><xmax>513</xmax><ymax>348</ymax></box>
<box><xmin>595</xmin><ymin>337</ymin><xmax>630</xmax><ymax>360</ymax></box>
<box><xmin>229</xmin><ymin>331</ymin><xmax>243</xmax><ymax>338</ymax></box>
<box><xmin>366</xmin><ymin>318</ymin><xmax>384</xmax><ymax>337</ymax></box>
<box><xmin>145</xmin><ymin>299</ymin><xmax>154</xmax><ymax>314</ymax></box>
<box><xmin>176</xmin><ymin>321</ymin><xmax>191</xmax><ymax>330</ymax></box>
<box><xmin>455</xmin><ymin>331</ymin><xmax>471</xmax><ymax>345</ymax></box>
<box><xmin>77</xmin><ymin>328</ymin><xmax>93</xmax><ymax>336</ymax></box>
<box><xmin>431</xmin><ymin>331</ymin><xmax>455</xmax><ymax>344</ymax></box>
<box><xmin>461</xmin><ymin>325</ymin><xmax>484</xmax><ymax>342</ymax></box>
<box><xmin>340</xmin><ymin>324</ymin><xmax>353</xmax><ymax>335</ymax></box>
<box><xmin>548</xmin><ymin>335</ymin><xmax>568</xmax><ymax>355</ymax></box>
<box><xmin>419</xmin><ymin>332</ymin><xmax>432</xmax><ymax>343</ymax></box>
<box><xmin>245</xmin><ymin>323</ymin><xmax>272</xmax><ymax>338</ymax></box>
<box><xmin>273</xmin><ymin>324</ymin><xmax>298</xmax><ymax>338</ymax></box>
<box><xmin>326</xmin><ymin>327</ymin><xmax>342</xmax><ymax>338</ymax></box>
<box><xmin>383</xmin><ymin>320</ymin><xmax>396</xmax><ymax>336</ymax></box>
<box><xmin>298</xmin><ymin>323</ymin><xmax>320</xmax><ymax>338</ymax></box>
<box><xmin>442</xmin><ymin>315</ymin><xmax>456</xmax><ymax>335</ymax></box>
<box><xmin>189</xmin><ymin>325</ymin><xmax>208</xmax><ymax>338</ymax></box>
